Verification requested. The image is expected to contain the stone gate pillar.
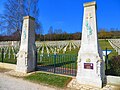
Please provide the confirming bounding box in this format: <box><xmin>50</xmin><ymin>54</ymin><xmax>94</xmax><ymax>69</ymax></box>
<box><xmin>76</xmin><ymin>1</ymin><xmax>105</xmax><ymax>88</ymax></box>
<box><xmin>16</xmin><ymin>16</ymin><xmax>37</xmax><ymax>73</ymax></box>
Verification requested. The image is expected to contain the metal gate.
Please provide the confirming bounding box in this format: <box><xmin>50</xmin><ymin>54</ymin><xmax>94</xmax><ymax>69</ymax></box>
<box><xmin>37</xmin><ymin>54</ymin><xmax>77</xmax><ymax>76</ymax></box>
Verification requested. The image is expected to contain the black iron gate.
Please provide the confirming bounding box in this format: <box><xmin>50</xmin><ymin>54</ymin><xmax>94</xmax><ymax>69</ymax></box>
<box><xmin>37</xmin><ymin>54</ymin><xmax>77</xmax><ymax>76</ymax></box>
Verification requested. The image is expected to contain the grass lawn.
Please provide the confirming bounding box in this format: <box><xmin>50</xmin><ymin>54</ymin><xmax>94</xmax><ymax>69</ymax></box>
<box><xmin>99</xmin><ymin>39</ymin><xmax>118</xmax><ymax>59</ymax></box>
<box><xmin>24</xmin><ymin>72</ymin><xmax>72</xmax><ymax>88</ymax></box>
<box><xmin>0</xmin><ymin>57</ymin><xmax>17</xmax><ymax>64</ymax></box>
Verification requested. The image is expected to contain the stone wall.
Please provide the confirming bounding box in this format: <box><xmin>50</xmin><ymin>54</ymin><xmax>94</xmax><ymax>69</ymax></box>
<box><xmin>0</xmin><ymin>62</ymin><xmax>16</xmax><ymax>70</ymax></box>
<box><xmin>107</xmin><ymin>75</ymin><xmax>120</xmax><ymax>86</ymax></box>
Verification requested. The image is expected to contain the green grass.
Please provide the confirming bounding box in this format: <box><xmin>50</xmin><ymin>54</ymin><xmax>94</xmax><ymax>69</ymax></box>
<box><xmin>99</xmin><ymin>39</ymin><xmax>113</xmax><ymax>50</ymax></box>
<box><xmin>0</xmin><ymin>53</ymin><xmax>17</xmax><ymax>64</ymax></box>
<box><xmin>99</xmin><ymin>39</ymin><xmax>118</xmax><ymax>59</ymax></box>
<box><xmin>65</xmin><ymin>48</ymin><xmax>79</xmax><ymax>54</ymax></box>
<box><xmin>24</xmin><ymin>72</ymin><xmax>72</xmax><ymax>88</ymax></box>
<box><xmin>0</xmin><ymin>47</ymin><xmax>17</xmax><ymax>64</ymax></box>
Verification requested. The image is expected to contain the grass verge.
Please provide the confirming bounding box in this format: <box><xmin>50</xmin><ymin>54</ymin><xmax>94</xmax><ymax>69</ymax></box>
<box><xmin>24</xmin><ymin>72</ymin><xmax>72</xmax><ymax>88</ymax></box>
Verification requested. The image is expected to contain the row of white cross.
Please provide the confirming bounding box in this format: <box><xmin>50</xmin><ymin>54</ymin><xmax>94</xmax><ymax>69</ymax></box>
<box><xmin>0</xmin><ymin>40</ymin><xmax>81</xmax><ymax>58</ymax></box>
<box><xmin>0</xmin><ymin>39</ymin><xmax>120</xmax><ymax>59</ymax></box>
<box><xmin>0</xmin><ymin>47</ymin><xmax>19</xmax><ymax>59</ymax></box>
<box><xmin>108</xmin><ymin>39</ymin><xmax>120</xmax><ymax>55</ymax></box>
<box><xmin>36</xmin><ymin>40</ymin><xmax>81</xmax><ymax>55</ymax></box>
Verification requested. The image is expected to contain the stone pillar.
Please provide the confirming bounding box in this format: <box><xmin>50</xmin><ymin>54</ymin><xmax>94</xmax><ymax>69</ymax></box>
<box><xmin>16</xmin><ymin>16</ymin><xmax>37</xmax><ymax>73</ymax></box>
<box><xmin>76</xmin><ymin>1</ymin><xmax>105</xmax><ymax>88</ymax></box>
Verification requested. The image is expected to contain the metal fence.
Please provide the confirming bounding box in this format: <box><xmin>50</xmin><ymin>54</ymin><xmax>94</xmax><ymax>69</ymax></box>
<box><xmin>0</xmin><ymin>47</ymin><xmax>78</xmax><ymax>76</ymax></box>
<box><xmin>37</xmin><ymin>54</ymin><xmax>77</xmax><ymax>76</ymax></box>
<box><xmin>0</xmin><ymin>48</ymin><xmax>17</xmax><ymax>64</ymax></box>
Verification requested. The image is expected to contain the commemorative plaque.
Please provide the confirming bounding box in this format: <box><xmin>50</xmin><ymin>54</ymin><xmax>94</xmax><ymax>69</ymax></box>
<box><xmin>84</xmin><ymin>63</ymin><xmax>93</xmax><ymax>69</ymax></box>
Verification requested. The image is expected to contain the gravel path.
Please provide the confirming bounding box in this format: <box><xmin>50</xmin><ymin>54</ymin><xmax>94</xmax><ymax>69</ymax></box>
<box><xmin>0</xmin><ymin>73</ymin><xmax>56</xmax><ymax>90</ymax></box>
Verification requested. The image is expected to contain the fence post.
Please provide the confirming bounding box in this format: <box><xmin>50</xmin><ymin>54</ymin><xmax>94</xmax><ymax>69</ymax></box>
<box><xmin>1</xmin><ymin>48</ymin><xmax>4</xmax><ymax>63</ymax></box>
<box><xmin>54</xmin><ymin>54</ymin><xmax>56</xmax><ymax>73</ymax></box>
<box><xmin>105</xmin><ymin>48</ymin><xmax>108</xmax><ymax>71</ymax></box>
<box><xmin>35</xmin><ymin>50</ymin><xmax>38</xmax><ymax>70</ymax></box>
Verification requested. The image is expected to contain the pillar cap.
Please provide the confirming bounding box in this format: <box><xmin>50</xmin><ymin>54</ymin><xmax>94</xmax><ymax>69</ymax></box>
<box><xmin>84</xmin><ymin>1</ymin><xmax>96</xmax><ymax>7</ymax></box>
<box><xmin>23</xmin><ymin>16</ymin><xmax>35</xmax><ymax>20</ymax></box>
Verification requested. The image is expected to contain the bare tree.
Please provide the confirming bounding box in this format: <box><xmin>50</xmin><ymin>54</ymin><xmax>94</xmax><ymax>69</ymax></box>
<box><xmin>0</xmin><ymin>0</ymin><xmax>42</xmax><ymax>38</ymax></box>
<box><xmin>48</xmin><ymin>26</ymin><xmax>53</xmax><ymax>41</ymax></box>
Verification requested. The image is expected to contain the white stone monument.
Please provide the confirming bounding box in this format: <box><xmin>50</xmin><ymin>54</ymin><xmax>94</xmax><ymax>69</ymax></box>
<box><xmin>16</xmin><ymin>16</ymin><xmax>37</xmax><ymax>73</ymax></box>
<box><xmin>76</xmin><ymin>1</ymin><xmax>105</xmax><ymax>88</ymax></box>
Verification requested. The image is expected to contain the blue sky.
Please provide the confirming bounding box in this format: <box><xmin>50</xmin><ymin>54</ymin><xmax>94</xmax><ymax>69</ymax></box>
<box><xmin>0</xmin><ymin>0</ymin><xmax>120</xmax><ymax>34</ymax></box>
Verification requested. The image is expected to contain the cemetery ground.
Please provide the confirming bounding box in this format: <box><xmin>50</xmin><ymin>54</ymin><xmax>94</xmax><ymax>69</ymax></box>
<box><xmin>0</xmin><ymin>40</ymin><xmax>119</xmax><ymax>74</ymax></box>
<box><xmin>0</xmin><ymin>68</ymin><xmax>56</xmax><ymax>90</ymax></box>
<box><xmin>0</xmin><ymin>68</ymin><xmax>120</xmax><ymax>90</ymax></box>
<box><xmin>0</xmin><ymin>40</ymin><xmax>120</xmax><ymax>89</ymax></box>
<box><xmin>0</xmin><ymin>67</ymin><xmax>72</xmax><ymax>89</ymax></box>
<box><xmin>0</xmin><ymin>40</ymin><xmax>118</xmax><ymax>68</ymax></box>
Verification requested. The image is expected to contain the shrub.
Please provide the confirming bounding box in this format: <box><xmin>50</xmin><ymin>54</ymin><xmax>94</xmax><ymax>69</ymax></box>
<box><xmin>109</xmin><ymin>55</ymin><xmax>120</xmax><ymax>76</ymax></box>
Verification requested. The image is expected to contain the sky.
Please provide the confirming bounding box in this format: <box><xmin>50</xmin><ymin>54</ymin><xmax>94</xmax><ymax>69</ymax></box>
<box><xmin>0</xmin><ymin>0</ymin><xmax>120</xmax><ymax>34</ymax></box>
